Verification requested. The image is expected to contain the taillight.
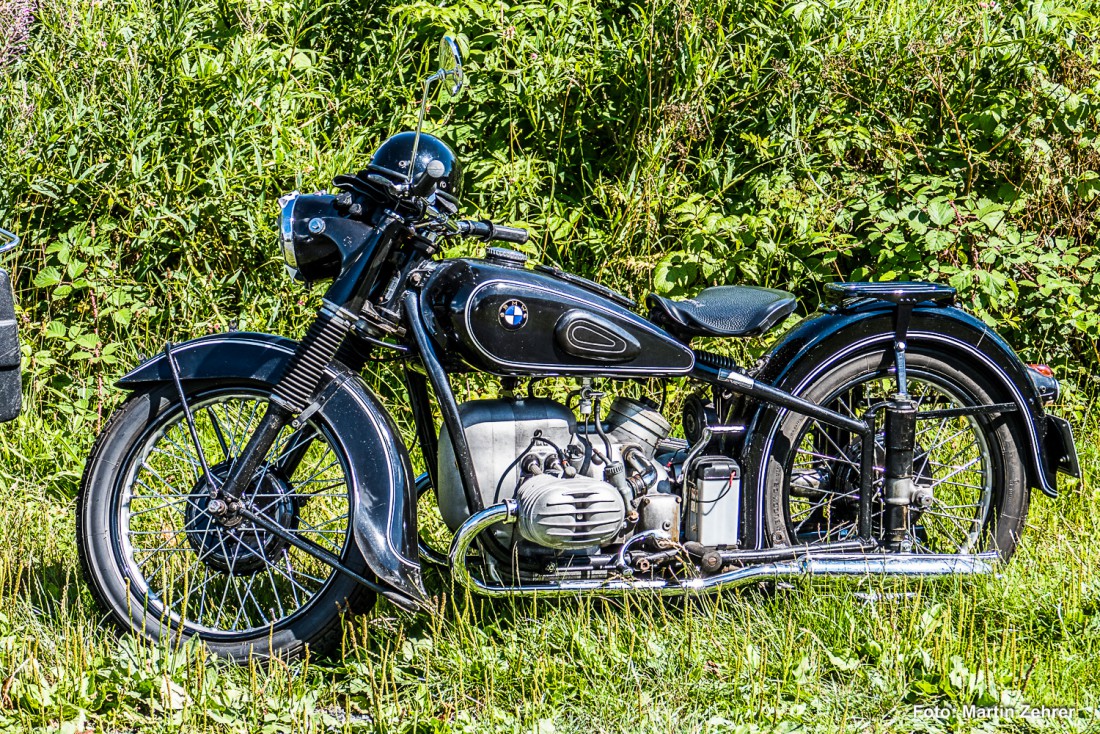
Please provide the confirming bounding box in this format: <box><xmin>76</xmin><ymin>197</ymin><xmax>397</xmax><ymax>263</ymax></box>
<box><xmin>1028</xmin><ymin>364</ymin><xmax>1054</xmax><ymax>378</ymax></box>
<box><xmin>1026</xmin><ymin>364</ymin><xmax>1059</xmax><ymax>404</ymax></box>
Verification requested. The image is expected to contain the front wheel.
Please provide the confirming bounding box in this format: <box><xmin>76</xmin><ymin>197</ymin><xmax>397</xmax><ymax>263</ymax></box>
<box><xmin>748</xmin><ymin>348</ymin><xmax>1029</xmax><ymax>558</ymax></box>
<box><xmin>77</xmin><ymin>384</ymin><xmax>376</xmax><ymax>661</ymax></box>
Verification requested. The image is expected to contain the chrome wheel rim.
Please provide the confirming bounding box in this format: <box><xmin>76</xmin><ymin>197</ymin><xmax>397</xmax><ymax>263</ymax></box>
<box><xmin>115</xmin><ymin>390</ymin><xmax>352</xmax><ymax>636</ymax></box>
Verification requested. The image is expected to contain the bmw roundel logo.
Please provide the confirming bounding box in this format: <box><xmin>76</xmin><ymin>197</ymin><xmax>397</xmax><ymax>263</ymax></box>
<box><xmin>499</xmin><ymin>300</ymin><xmax>528</xmax><ymax>330</ymax></box>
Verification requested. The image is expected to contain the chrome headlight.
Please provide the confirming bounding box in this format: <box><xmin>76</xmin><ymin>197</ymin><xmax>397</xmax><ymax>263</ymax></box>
<box><xmin>276</xmin><ymin>191</ymin><xmax>351</xmax><ymax>283</ymax></box>
<box><xmin>278</xmin><ymin>191</ymin><xmax>300</xmax><ymax>270</ymax></box>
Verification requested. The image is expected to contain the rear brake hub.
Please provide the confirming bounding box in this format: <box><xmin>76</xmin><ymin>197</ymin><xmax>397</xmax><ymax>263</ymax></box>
<box><xmin>831</xmin><ymin>438</ymin><xmax>934</xmax><ymax>505</ymax></box>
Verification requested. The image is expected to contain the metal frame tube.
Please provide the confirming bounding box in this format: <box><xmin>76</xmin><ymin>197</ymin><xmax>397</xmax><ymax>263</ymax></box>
<box><xmin>692</xmin><ymin>365</ymin><xmax>869</xmax><ymax>436</ymax></box>
<box><xmin>693</xmin><ymin>363</ymin><xmax>879</xmax><ymax>546</ymax></box>
<box><xmin>402</xmin><ymin>292</ymin><xmax>484</xmax><ymax>515</ymax></box>
<box><xmin>404</xmin><ymin>368</ymin><xmax>441</xmax><ymax>494</ymax></box>
<box><xmin>859</xmin><ymin>429</ymin><xmax>876</xmax><ymax>540</ymax></box>
<box><xmin>918</xmin><ymin>403</ymin><xmax>1017</xmax><ymax>420</ymax></box>
<box><xmin>402</xmin><ymin>290</ymin><xmax>535</xmax><ymax>569</ymax></box>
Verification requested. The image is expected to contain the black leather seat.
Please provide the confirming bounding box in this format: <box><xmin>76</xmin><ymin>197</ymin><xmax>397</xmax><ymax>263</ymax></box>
<box><xmin>824</xmin><ymin>281</ymin><xmax>956</xmax><ymax>305</ymax></box>
<box><xmin>646</xmin><ymin>286</ymin><xmax>797</xmax><ymax>339</ymax></box>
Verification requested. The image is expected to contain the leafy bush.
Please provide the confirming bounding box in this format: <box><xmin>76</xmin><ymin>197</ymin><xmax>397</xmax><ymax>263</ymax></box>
<box><xmin>0</xmin><ymin>0</ymin><xmax>1098</xmax><ymax>408</ymax></box>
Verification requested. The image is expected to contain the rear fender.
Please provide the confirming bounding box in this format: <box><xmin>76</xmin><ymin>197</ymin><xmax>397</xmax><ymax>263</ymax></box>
<box><xmin>117</xmin><ymin>332</ymin><xmax>428</xmax><ymax>610</ymax></box>
<box><xmin>745</xmin><ymin>303</ymin><xmax>1062</xmax><ymax>499</ymax></box>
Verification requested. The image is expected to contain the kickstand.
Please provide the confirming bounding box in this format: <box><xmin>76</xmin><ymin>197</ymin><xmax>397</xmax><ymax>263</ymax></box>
<box><xmin>164</xmin><ymin>342</ymin><xmax>218</xmax><ymax>497</ymax></box>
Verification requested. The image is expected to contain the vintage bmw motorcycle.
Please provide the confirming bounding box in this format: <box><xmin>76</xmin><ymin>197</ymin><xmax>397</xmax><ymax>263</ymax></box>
<box><xmin>78</xmin><ymin>39</ymin><xmax>1081</xmax><ymax>660</ymax></box>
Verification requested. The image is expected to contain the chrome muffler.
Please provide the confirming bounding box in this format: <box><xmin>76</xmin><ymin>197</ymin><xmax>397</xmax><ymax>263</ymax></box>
<box><xmin>449</xmin><ymin>501</ymin><xmax>999</xmax><ymax>598</ymax></box>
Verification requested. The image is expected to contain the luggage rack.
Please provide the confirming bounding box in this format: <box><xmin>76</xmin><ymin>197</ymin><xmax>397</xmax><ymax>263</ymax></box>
<box><xmin>825</xmin><ymin>281</ymin><xmax>956</xmax><ymax>306</ymax></box>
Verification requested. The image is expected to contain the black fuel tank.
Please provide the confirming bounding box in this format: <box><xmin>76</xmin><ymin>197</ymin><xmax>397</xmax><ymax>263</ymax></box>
<box><xmin>422</xmin><ymin>259</ymin><xmax>695</xmax><ymax>376</ymax></box>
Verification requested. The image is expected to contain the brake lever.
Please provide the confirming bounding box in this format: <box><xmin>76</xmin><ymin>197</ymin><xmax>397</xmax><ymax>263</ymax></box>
<box><xmin>415</xmin><ymin>201</ymin><xmax>463</xmax><ymax>237</ymax></box>
<box><xmin>365</xmin><ymin>173</ymin><xmax>408</xmax><ymax>199</ymax></box>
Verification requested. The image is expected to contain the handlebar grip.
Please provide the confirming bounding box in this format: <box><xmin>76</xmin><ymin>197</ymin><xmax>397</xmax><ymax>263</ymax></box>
<box><xmin>457</xmin><ymin>220</ymin><xmax>529</xmax><ymax>244</ymax></box>
<box><xmin>490</xmin><ymin>224</ymin><xmax>529</xmax><ymax>244</ymax></box>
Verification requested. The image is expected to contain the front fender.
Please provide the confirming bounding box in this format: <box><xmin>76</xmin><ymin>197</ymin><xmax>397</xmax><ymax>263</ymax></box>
<box><xmin>748</xmin><ymin>302</ymin><xmax>1063</xmax><ymax>498</ymax></box>
<box><xmin>118</xmin><ymin>332</ymin><xmax>429</xmax><ymax>610</ymax></box>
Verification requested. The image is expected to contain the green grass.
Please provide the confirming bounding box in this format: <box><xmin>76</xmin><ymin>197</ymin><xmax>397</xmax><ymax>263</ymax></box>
<box><xmin>0</xmin><ymin>394</ymin><xmax>1095</xmax><ymax>732</ymax></box>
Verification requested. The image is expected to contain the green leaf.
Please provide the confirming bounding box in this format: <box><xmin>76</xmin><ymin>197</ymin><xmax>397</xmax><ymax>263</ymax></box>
<box><xmin>45</xmin><ymin>321</ymin><xmax>67</xmax><ymax>339</ymax></box>
<box><xmin>66</xmin><ymin>260</ymin><xmax>87</xmax><ymax>279</ymax></box>
<box><xmin>33</xmin><ymin>267</ymin><xmax>62</xmax><ymax>289</ymax></box>
<box><xmin>824</xmin><ymin>648</ymin><xmax>860</xmax><ymax>671</ymax></box>
<box><xmin>979</xmin><ymin>210</ymin><xmax>1005</xmax><ymax>231</ymax></box>
<box><xmin>927</xmin><ymin>198</ymin><xmax>954</xmax><ymax>227</ymax></box>
<box><xmin>73</xmin><ymin>333</ymin><xmax>99</xmax><ymax>349</ymax></box>
<box><xmin>924</xmin><ymin>230</ymin><xmax>955</xmax><ymax>252</ymax></box>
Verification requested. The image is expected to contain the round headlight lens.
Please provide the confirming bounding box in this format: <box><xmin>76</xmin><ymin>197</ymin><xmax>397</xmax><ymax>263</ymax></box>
<box><xmin>278</xmin><ymin>191</ymin><xmax>299</xmax><ymax>269</ymax></box>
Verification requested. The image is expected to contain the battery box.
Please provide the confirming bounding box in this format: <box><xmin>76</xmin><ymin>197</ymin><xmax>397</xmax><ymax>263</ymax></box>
<box><xmin>684</xmin><ymin>456</ymin><xmax>741</xmax><ymax>548</ymax></box>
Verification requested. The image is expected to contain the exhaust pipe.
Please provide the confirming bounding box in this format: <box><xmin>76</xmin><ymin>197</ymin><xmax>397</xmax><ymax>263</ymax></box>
<box><xmin>449</xmin><ymin>502</ymin><xmax>999</xmax><ymax>598</ymax></box>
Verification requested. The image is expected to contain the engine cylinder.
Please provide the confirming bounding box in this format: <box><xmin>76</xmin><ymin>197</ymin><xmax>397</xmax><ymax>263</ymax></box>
<box><xmin>605</xmin><ymin>397</ymin><xmax>671</xmax><ymax>457</ymax></box>
<box><xmin>515</xmin><ymin>474</ymin><xmax>625</xmax><ymax>549</ymax></box>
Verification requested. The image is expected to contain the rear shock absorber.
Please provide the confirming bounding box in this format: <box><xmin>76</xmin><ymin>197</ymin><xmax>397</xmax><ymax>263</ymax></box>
<box><xmin>883</xmin><ymin>396</ymin><xmax>918</xmax><ymax>550</ymax></box>
<box><xmin>216</xmin><ymin>306</ymin><xmax>355</xmax><ymax>504</ymax></box>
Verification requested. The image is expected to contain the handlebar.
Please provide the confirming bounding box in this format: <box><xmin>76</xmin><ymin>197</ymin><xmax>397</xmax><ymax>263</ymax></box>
<box><xmin>454</xmin><ymin>219</ymin><xmax>529</xmax><ymax>244</ymax></box>
<box><xmin>0</xmin><ymin>228</ymin><xmax>19</xmax><ymax>255</ymax></box>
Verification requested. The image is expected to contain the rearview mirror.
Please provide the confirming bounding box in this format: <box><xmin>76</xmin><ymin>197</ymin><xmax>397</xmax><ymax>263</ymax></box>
<box><xmin>438</xmin><ymin>36</ymin><xmax>464</xmax><ymax>96</ymax></box>
<box><xmin>407</xmin><ymin>35</ymin><xmax>466</xmax><ymax>183</ymax></box>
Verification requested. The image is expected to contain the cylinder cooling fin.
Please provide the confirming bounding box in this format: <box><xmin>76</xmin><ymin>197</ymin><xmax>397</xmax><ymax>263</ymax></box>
<box><xmin>515</xmin><ymin>474</ymin><xmax>626</xmax><ymax>550</ymax></box>
<box><xmin>604</xmin><ymin>397</ymin><xmax>671</xmax><ymax>456</ymax></box>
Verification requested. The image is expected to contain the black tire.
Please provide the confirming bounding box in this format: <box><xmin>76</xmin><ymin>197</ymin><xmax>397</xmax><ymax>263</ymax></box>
<box><xmin>77</xmin><ymin>384</ymin><xmax>376</xmax><ymax>661</ymax></box>
<box><xmin>746</xmin><ymin>348</ymin><xmax>1029</xmax><ymax>558</ymax></box>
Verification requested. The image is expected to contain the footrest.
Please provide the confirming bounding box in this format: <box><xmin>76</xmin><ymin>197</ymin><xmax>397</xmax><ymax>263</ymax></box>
<box><xmin>825</xmin><ymin>281</ymin><xmax>956</xmax><ymax>306</ymax></box>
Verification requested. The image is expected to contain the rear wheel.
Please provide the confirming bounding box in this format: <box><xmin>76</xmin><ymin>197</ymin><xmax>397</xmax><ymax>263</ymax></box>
<box><xmin>750</xmin><ymin>349</ymin><xmax>1029</xmax><ymax>557</ymax></box>
<box><xmin>77</xmin><ymin>384</ymin><xmax>376</xmax><ymax>661</ymax></box>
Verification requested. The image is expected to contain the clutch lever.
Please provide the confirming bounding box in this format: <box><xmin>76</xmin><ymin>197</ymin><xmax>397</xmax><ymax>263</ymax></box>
<box><xmin>365</xmin><ymin>173</ymin><xmax>408</xmax><ymax>198</ymax></box>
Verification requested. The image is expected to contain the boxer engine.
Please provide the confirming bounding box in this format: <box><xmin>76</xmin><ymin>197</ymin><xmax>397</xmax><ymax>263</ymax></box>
<box><xmin>437</xmin><ymin>396</ymin><xmax>679</xmax><ymax>553</ymax></box>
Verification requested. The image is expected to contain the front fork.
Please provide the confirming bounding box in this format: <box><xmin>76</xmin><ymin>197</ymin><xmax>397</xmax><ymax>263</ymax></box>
<box><xmin>159</xmin><ymin>305</ymin><xmax>416</xmax><ymax>604</ymax></box>
<box><xmin>215</xmin><ymin>305</ymin><xmax>355</xmax><ymax>508</ymax></box>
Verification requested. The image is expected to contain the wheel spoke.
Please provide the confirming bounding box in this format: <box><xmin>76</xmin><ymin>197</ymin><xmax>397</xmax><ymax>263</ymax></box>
<box><xmin>127</xmin><ymin>497</ymin><xmax>188</xmax><ymax>518</ymax></box>
<box><xmin>794</xmin><ymin>448</ymin><xmax>860</xmax><ymax>471</ymax></box>
<box><xmin>207</xmin><ymin>406</ymin><xmax>231</xmax><ymax>459</ymax></box>
<box><xmin>271</xmin><ymin>427</ymin><xmax>318</xmax><ymax>467</ymax></box>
